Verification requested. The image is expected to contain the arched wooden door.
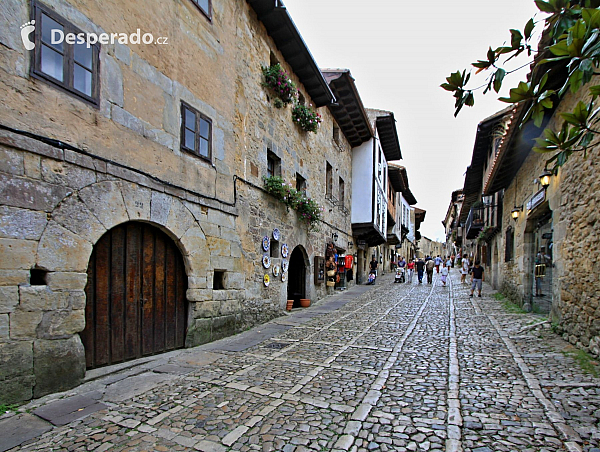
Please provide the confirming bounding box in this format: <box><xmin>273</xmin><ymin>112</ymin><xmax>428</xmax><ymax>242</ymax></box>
<box><xmin>82</xmin><ymin>222</ymin><xmax>188</xmax><ymax>369</ymax></box>
<box><xmin>287</xmin><ymin>246</ymin><xmax>306</xmax><ymax>308</ymax></box>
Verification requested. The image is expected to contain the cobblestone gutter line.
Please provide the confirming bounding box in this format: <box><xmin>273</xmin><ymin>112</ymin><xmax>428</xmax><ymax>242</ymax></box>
<box><xmin>447</xmin><ymin>276</ymin><xmax>462</xmax><ymax>452</ymax></box>
<box><xmin>333</xmin><ymin>281</ymin><xmax>437</xmax><ymax>450</ymax></box>
<box><xmin>474</xmin><ymin>298</ymin><xmax>584</xmax><ymax>452</ymax></box>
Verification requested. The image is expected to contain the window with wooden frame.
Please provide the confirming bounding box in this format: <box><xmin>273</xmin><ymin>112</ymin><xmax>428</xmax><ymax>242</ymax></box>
<box><xmin>266</xmin><ymin>149</ymin><xmax>281</xmax><ymax>178</ymax></box>
<box><xmin>181</xmin><ymin>102</ymin><xmax>212</xmax><ymax>160</ymax></box>
<box><xmin>296</xmin><ymin>173</ymin><xmax>306</xmax><ymax>193</ymax></box>
<box><xmin>326</xmin><ymin>162</ymin><xmax>333</xmax><ymax>198</ymax></box>
<box><xmin>31</xmin><ymin>2</ymin><xmax>100</xmax><ymax>106</ymax></box>
<box><xmin>190</xmin><ymin>0</ymin><xmax>211</xmax><ymax>20</ymax></box>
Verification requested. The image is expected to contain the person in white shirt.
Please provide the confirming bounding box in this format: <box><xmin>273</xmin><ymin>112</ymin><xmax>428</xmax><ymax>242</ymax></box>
<box><xmin>460</xmin><ymin>254</ymin><xmax>470</xmax><ymax>284</ymax></box>
<box><xmin>441</xmin><ymin>264</ymin><xmax>449</xmax><ymax>286</ymax></box>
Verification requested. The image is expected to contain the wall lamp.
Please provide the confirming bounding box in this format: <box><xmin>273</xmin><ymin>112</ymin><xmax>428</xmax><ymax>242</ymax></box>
<box><xmin>511</xmin><ymin>206</ymin><xmax>523</xmax><ymax>220</ymax></box>
<box><xmin>332</xmin><ymin>232</ymin><xmax>339</xmax><ymax>242</ymax></box>
<box><xmin>539</xmin><ymin>168</ymin><xmax>552</xmax><ymax>189</ymax></box>
<box><xmin>348</xmin><ymin>241</ymin><xmax>353</xmax><ymax>249</ymax></box>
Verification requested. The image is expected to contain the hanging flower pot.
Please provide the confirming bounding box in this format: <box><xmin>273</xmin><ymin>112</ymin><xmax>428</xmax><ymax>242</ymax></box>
<box><xmin>261</xmin><ymin>63</ymin><xmax>297</xmax><ymax>108</ymax></box>
<box><xmin>291</xmin><ymin>104</ymin><xmax>322</xmax><ymax>133</ymax></box>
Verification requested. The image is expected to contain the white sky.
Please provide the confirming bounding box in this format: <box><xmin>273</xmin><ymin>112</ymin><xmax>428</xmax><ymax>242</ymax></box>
<box><xmin>283</xmin><ymin>0</ymin><xmax>542</xmax><ymax>242</ymax></box>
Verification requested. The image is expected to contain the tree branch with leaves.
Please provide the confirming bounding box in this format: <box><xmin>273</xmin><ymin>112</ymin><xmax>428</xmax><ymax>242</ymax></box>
<box><xmin>442</xmin><ymin>0</ymin><xmax>600</xmax><ymax>172</ymax></box>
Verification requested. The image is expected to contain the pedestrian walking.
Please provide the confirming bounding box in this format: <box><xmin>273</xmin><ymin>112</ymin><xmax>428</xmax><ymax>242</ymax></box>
<box><xmin>469</xmin><ymin>260</ymin><xmax>484</xmax><ymax>297</ymax></box>
<box><xmin>406</xmin><ymin>259</ymin><xmax>415</xmax><ymax>283</ymax></box>
<box><xmin>434</xmin><ymin>255</ymin><xmax>442</xmax><ymax>273</ymax></box>
<box><xmin>460</xmin><ymin>254</ymin><xmax>470</xmax><ymax>284</ymax></box>
<box><xmin>440</xmin><ymin>264</ymin><xmax>449</xmax><ymax>286</ymax></box>
<box><xmin>445</xmin><ymin>256</ymin><xmax>452</xmax><ymax>271</ymax></box>
<box><xmin>369</xmin><ymin>257</ymin><xmax>378</xmax><ymax>285</ymax></box>
<box><xmin>450</xmin><ymin>253</ymin><xmax>455</xmax><ymax>268</ymax></box>
<box><xmin>425</xmin><ymin>258</ymin><xmax>435</xmax><ymax>284</ymax></box>
<box><xmin>416</xmin><ymin>258</ymin><xmax>425</xmax><ymax>284</ymax></box>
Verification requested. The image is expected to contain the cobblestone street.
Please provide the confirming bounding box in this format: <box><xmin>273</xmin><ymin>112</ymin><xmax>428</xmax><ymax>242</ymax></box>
<box><xmin>3</xmin><ymin>269</ymin><xmax>600</xmax><ymax>452</ymax></box>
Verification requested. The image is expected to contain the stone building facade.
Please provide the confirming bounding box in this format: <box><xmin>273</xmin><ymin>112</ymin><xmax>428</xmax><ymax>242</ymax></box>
<box><xmin>0</xmin><ymin>0</ymin><xmax>360</xmax><ymax>403</ymax></box>
<box><xmin>457</xmin><ymin>86</ymin><xmax>600</xmax><ymax>358</ymax></box>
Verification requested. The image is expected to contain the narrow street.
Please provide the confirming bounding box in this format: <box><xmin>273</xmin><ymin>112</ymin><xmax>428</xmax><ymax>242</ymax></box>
<box><xmin>3</xmin><ymin>269</ymin><xmax>599</xmax><ymax>452</ymax></box>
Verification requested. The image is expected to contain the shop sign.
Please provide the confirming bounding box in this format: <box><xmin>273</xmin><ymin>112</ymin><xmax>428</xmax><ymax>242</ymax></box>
<box><xmin>527</xmin><ymin>189</ymin><xmax>545</xmax><ymax>212</ymax></box>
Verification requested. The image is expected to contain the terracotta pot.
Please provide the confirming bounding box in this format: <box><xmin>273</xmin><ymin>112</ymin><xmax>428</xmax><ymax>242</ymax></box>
<box><xmin>300</xmin><ymin>298</ymin><xmax>311</xmax><ymax>308</ymax></box>
<box><xmin>286</xmin><ymin>300</ymin><xmax>294</xmax><ymax>311</ymax></box>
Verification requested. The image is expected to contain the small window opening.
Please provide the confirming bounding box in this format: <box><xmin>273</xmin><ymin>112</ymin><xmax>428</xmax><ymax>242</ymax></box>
<box><xmin>267</xmin><ymin>149</ymin><xmax>281</xmax><ymax>178</ymax></box>
<box><xmin>333</xmin><ymin>124</ymin><xmax>340</xmax><ymax>144</ymax></box>
<box><xmin>30</xmin><ymin>268</ymin><xmax>48</xmax><ymax>286</ymax></box>
<box><xmin>296</xmin><ymin>173</ymin><xmax>306</xmax><ymax>193</ymax></box>
<box><xmin>298</xmin><ymin>92</ymin><xmax>305</xmax><ymax>106</ymax></box>
<box><xmin>271</xmin><ymin>239</ymin><xmax>280</xmax><ymax>258</ymax></box>
<box><xmin>213</xmin><ymin>270</ymin><xmax>226</xmax><ymax>290</ymax></box>
<box><xmin>270</xmin><ymin>51</ymin><xmax>279</xmax><ymax>67</ymax></box>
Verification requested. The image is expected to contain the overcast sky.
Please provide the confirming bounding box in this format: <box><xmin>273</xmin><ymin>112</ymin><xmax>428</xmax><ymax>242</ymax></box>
<box><xmin>282</xmin><ymin>0</ymin><xmax>542</xmax><ymax>242</ymax></box>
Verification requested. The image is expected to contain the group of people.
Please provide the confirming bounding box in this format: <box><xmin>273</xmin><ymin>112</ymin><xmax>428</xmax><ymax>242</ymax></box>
<box><xmin>388</xmin><ymin>253</ymin><xmax>485</xmax><ymax>297</ymax></box>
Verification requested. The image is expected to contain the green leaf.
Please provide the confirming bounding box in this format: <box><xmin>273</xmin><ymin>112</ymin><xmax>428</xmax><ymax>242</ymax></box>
<box><xmin>465</xmin><ymin>92</ymin><xmax>475</xmax><ymax>106</ymax></box>
<box><xmin>440</xmin><ymin>83</ymin><xmax>457</xmax><ymax>92</ymax></box>
<box><xmin>493</xmin><ymin>68</ymin><xmax>506</xmax><ymax>93</ymax></box>
<box><xmin>569</xmin><ymin>69</ymin><xmax>584</xmax><ymax>93</ymax></box>
<box><xmin>535</xmin><ymin>0</ymin><xmax>558</xmax><ymax>12</ymax></box>
<box><xmin>524</xmin><ymin>18</ymin><xmax>535</xmax><ymax>40</ymax></box>
<box><xmin>495</xmin><ymin>46</ymin><xmax>514</xmax><ymax>55</ymax></box>
<box><xmin>570</xmin><ymin>19</ymin><xmax>587</xmax><ymax>41</ymax></box>
<box><xmin>579</xmin><ymin>131</ymin><xmax>594</xmax><ymax>147</ymax></box>
<box><xmin>472</xmin><ymin>61</ymin><xmax>492</xmax><ymax>69</ymax></box>
<box><xmin>550</xmin><ymin>40</ymin><xmax>571</xmax><ymax>56</ymax></box>
<box><xmin>510</xmin><ymin>29</ymin><xmax>524</xmax><ymax>49</ymax></box>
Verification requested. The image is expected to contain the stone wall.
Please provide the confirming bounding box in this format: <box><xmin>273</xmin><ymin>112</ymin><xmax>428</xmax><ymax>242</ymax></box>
<box><xmin>496</xmin><ymin>87</ymin><xmax>600</xmax><ymax>358</ymax></box>
<box><xmin>0</xmin><ymin>0</ymin><xmax>355</xmax><ymax>403</ymax></box>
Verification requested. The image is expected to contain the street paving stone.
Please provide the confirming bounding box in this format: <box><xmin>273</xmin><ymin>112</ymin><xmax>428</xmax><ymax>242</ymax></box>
<box><xmin>4</xmin><ymin>270</ymin><xmax>600</xmax><ymax>451</ymax></box>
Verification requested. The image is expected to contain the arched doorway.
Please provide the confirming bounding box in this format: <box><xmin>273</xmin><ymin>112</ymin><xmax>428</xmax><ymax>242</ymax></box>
<box><xmin>81</xmin><ymin>222</ymin><xmax>188</xmax><ymax>369</ymax></box>
<box><xmin>287</xmin><ymin>246</ymin><xmax>307</xmax><ymax>308</ymax></box>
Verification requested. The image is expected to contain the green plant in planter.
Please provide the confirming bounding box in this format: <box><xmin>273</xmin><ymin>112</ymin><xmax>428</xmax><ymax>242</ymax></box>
<box><xmin>263</xmin><ymin>176</ymin><xmax>323</xmax><ymax>231</ymax></box>
<box><xmin>291</xmin><ymin>103</ymin><xmax>322</xmax><ymax>133</ymax></box>
<box><xmin>261</xmin><ymin>64</ymin><xmax>297</xmax><ymax>107</ymax></box>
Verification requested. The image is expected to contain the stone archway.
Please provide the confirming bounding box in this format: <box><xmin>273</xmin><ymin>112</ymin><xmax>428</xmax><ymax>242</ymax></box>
<box><xmin>287</xmin><ymin>245</ymin><xmax>308</xmax><ymax>308</ymax></box>
<box><xmin>32</xmin><ymin>180</ymin><xmax>208</xmax><ymax>382</ymax></box>
<box><xmin>81</xmin><ymin>222</ymin><xmax>188</xmax><ymax>369</ymax></box>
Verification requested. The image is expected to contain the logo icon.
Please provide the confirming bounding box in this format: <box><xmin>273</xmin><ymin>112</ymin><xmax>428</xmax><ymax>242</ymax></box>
<box><xmin>20</xmin><ymin>20</ymin><xmax>36</xmax><ymax>51</ymax></box>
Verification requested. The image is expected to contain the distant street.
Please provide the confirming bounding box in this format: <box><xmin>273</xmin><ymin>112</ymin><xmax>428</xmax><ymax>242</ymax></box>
<box><xmin>4</xmin><ymin>269</ymin><xmax>599</xmax><ymax>452</ymax></box>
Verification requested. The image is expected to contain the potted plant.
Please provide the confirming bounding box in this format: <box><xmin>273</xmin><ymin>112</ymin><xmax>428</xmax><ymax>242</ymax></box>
<box><xmin>300</xmin><ymin>299</ymin><xmax>311</xmax><ymax>308</ymax></box>
<box><xmin>261</xmin><ymin>63</ymin><xmax>297</xmax><ymax>108</ymax></box>
<box><xmin>263</xmin><ymin>176</ymin><xmax>323</xmax><ymax>231</ymax></box>
<box><xmin>291</xmin><ymin>103</ymin><xmax>322</xmax><ymax>133</ymax></box>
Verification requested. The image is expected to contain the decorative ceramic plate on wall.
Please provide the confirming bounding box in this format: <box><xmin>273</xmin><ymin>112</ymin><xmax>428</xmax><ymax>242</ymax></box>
<box><xmin>262</xmin><ymin>235</ymin><xmax>270</xmax><ymax>252</ymax></box>
<box><xmin>281</xmin><ymin>272</ymin><xmax>287</xmax><ymax>282</ymax></box>
<box><xmin>281</xmin><ymin>243</ymin><xmax>289</xmax><ymax>258</ymax></box>
<box><xmin>273</xmin><ymin>265</ymin><xmax>281</xmax><ymax>277</ymax></box>
<box><xmin>272</xmin><ymin>228</ymin><xmax>281</xmax><ymax>241</ymax></box>
<box><xmin>262</xmin><ymin>254</ymin><xmax>271</xmax><ymax>269</ymax></box>
<box><xmin>281</xmin><ymin>259</ymin><xmax>289</xmax><ymax>273</ymax></box>
<box><xmin>263</xmin><ymin>274</ymin><xmax>270</xmax><ymax>287</ymax></box>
